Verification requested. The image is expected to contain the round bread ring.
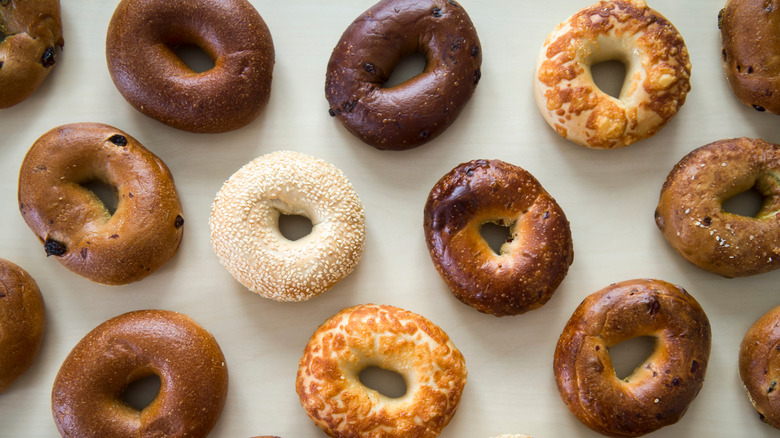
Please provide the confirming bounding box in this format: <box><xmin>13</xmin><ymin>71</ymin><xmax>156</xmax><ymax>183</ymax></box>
<box><xmin>655</xmin><ymin>138</ymin><xmax>780</xmax><ymax>277</ymax></box>
<box><xmin>326</xmin><ymin>0</ymin><xmax>482</xmax><ymax>150</ymax></box>
<box><xmin>106</xmin><ymin>0</ymin><xmax>274</xmax><ymax>133</ymax></box>
<box><xmin>719</xmin><ymin>0</ymin><xmax>780</xmax><ymax>114</ymax></box>
<box><xmin>423</xmin><ymin>159</ymin><xmax>573</xmax><ymax>316</ymax></box>
<box><xmin>0</xmin><ymin>0</ymin><xmax>63</xmax><ymax>108</ymax></box>
<box><xmin>0</xmin><ymin>258</ymin><xmax>45</xmax><ymax>393</ymax></box>
<box><xmin>18</xmin><ymin>123</ymin><xmax>184</xmax><ymax>285</ymax></box>
<box><xmin>210</xmin><ymin>151</ymin><xmax>366</xmax><ymax>302</ymax></box>
<box><xmin>554</xmin><ymin>279</ymin><xmax>711</xmax><ymax>437</ymax></box>
<box><xmin>296</xmin><ymin>304</ymin><xmax>467</xmax><ymax>438</ymax></box>
<box><xmin>51</xmin><ymin>310</ymin><xmax>228</xmax><ymax>438</ymax></box>
<box><xmin>739</xmin><ymin>305</ymin><xmax>780</xmax><ymax>428</ymax></box>
<box><xmin>534</xmin><ymin>0</ymin><xmax>691</xmax><ymax>149</ymax></box>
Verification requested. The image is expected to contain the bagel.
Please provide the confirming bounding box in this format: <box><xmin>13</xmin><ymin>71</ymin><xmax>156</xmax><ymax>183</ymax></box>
<box><xmin>534</xmin><ymin>0</ymin><xmax>691</xmax><ymax>149</ymax></box>
<box><xmin>739</xmin><ymin>305</ymin><xmax>780</xmax><ymax>429</ymax></box>
<box><xmin>18</xmin><ymin>123</ymin><xmax>184</xmax><ymax>285</ymax></box>
<box><xmin>326</xmin><ymin>0</ymin><xmax>482</xmax><ymax>150</ymax></box>
<box><xmin>554</xmin><ymin>279</ymin><xmax>711</xmax><ymax>437</ymax></box>
<box><xmin>51</xmin><ymin>310</ymin><xmax>228</xmax><ymax>438</ymax></box>
<box><xmin>106</xmin><ymin>0</ymin><xmax>274</xmax><ymax>133</ymax></box>
<box><xmin>0</xmin><ymin>0</ymin><xmax>63</xmax><ymax>108</ymax></box>
<box><xmin>424</xmin><ymin>159</ymin><xmax>573</xmax><ymax>316</ymax></box>
<box><xmin>296</xmin><ymin>304</ymin><xmax>467</xmax><ymax>438</ymax></box>
<box><xmin>655</xmin><ymin>138</ymin><xmax>780</xmax><ymax>277</ymax></box>
<box><xmin>0</xmin><ymin>258</ymin><xmax>45</xmax><ymax>393</ymax></box>
<box><xmin>210</xmin><ymin>151</ymin><xmax>366</xmax><ymax>302</ymax></box>
<box><xmin>719</xmin><ymin>0</ymin><xmax>780</xmax><ymax>114</ymax></box>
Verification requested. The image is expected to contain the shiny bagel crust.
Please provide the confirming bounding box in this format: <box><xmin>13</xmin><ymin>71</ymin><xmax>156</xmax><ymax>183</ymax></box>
<box><xmin>424</xmin><ymin>159</ymin><xmax>573</xmax><ymax>316</ymax></box>
<box><xmin>18</xmin><ymin>123</ymin><xmax>184</xmax><ymax>285</ymax></box>
<box><xmin>51</xmin><ymin>310</ymin><xmax>228</xmax><ymax>438</ymax></box>
<box><xmin>0</xmin><ymin>258</ymin><xmax>45</xmax><ymax>393</ymax></box>
<box><xmin>655</xmin><ymin>138</ymin><xmax>780</xmax><ymax>277</ymax></box>
<box><xmin>739</xmin><ymin>305</ymin><xmax>780</xmax><ymax>428</ymax></box>
<box><xmin>296</xmin><ymin>304</ymin><xmax>467</xmax><ymax>438</ymax></box>
<box><xmin>326</xmin><ymin>0</ymin><xmax>482</xmax><ymax>150</ymax></box>
<box><xmin>554</xmin><ymin>279</ymin><xmax>711</xmax><ymax>437</ymax></box>
<box><xmin>534</xmin><ymin>0</ymin><xmax>690</xmax><ymax>149</ymax></box>
<box><xmin>719</xmin><ymin>0</ymin><xmax>780</xmax><ymax>114</ymax></box>
<box><xmin>0</xmin><ymin>0</ymin><xmax>63</xmax><ymax>108</ymax></box>
<box><xmin>106</xmin><ymin>0</ymin><xmax>274</xmax><ymax>133</ymax></box>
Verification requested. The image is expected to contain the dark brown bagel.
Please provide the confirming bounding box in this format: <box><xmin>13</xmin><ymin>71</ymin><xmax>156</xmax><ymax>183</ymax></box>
<box><xmin>51</xmin><ymin>310</ymin><xmax>228</xmax><ymax>438</ymax></box>
<box><xmin>554</xmin><ymin>279</ymin><xmax>711</xmax><ymax>437</ymax></box>
<box><xmin>0</xmin><ymin>0</ymin><xmax>63</xmax><ymax>108</ymax></box>
<box><xmin>326</xmin><ymin>0</ymin><xmax>482</xmax><ymax>150</ymax></box>
<box><xmin>655</xmin><ymin>138</ymin><xmax>780</xmax><ymax>277</ymax></box>
<box><xmin>740</xmin><ymin>305</ymin><xmax>780</xmax><ymax>428</ymax></box>
<box><xmin>106</xmin><ymin>0</ymin><xmax>274</xmax><ymax>133</ymax></box>
<box><xmin>18</xmin><ymin>123</ymin><xmax>184</xmax><ymax>285</ymax></box>
<box><xmin>0</xmin><ymin>258</ymin><xmax>45</xmax><ymax>393</ymax></box>
<box><xmin>719</xmin><ymin>0</ymin><xmax>780</xmax><ymax>114</ymax></box>
<box><xmin>423</xmin><ymin>159</ymin><xmax>573</xmax><ymax>316</ymax></box>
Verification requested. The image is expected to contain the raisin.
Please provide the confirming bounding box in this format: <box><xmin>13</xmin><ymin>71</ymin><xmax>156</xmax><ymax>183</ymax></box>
<box><xmin>44</xmin><ymin>238</ymin><xmax>67</xmax><ymax>256</ymax></box>
<box><xmin>175</xmin><ymin>215</ymin><xmax>185</xmax><ymax>228</ymax></box>
<box><xmin>690</xmin><ymin>360</ymin><xmax>699</xmax><ymax>373</ymax></box>
<box><xmin>419</xmin><ymin>129</ymin><xmax>430</xmax><ymax>139</ymax></box>
<box><xmin>0</xmin><ymin>61</ymin><xmax>3</xmax><ymax>69</ymax></box>
<box><xmin>471</xmin><ymin>45</ymin><xmax>480</xmax><ymax>58</ymax></box>
<box><xmin>108</xmin><ymin>134</ymin><xmax>128</xmax><ymax>146</ymax></box>
<box><xmin>432</xmin><ymin>7</ymin><xmax>442</xmax><ymax>17</ymax></box>
<box><xmin>342</xmin><ymin>100</ymin><xmax>357</xmax><ymax>113</ymax></box>
<box><xmin>702</xmin><ymin>216</ymin><xmax>712</xmax><ymax>227</ymax></box>
<box><xmin>648</xmin><ymin>299</ymin><xmax>660</xmax><ymax>315</ymax></box>
<box><xmin>473</xmin><ymin>68</ymin><xmax>482</xmax><ymax>84</ymax></box>
<box><xmin>362</xmin><ymin>62</ymin><xmax>376</xmax><ymax>75</ymax></box>
<box><xmin>328</xmin><ymin>108</ymin><xmax>336</xmax><ymax>117</ymax></box>
<box><xmin>543</xmin><ymin>211</ymin><xmax>550</xmax><ymax>219</ymax></box>
<box><xmin>41</xmin><ymin>47</ymin><xmax>56</xmax><ymax>67</ymax></box>
<box><xmin>448</xmin><ymin>0</ymin><xmax>458</xmax><ymax>6</ymax></box>
<box><xmin>754</xmin><ymin>105</ymin><xmax>767</xmax><ymax>112</ymax></box>
<box><xmin>672</xmin><ymin>377</ymin><xmax>680</xmax><ymax>386</ymax></box>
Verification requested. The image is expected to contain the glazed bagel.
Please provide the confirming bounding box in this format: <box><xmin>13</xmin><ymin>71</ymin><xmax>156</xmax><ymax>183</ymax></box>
<box><xmin>423</xmin><ymin>159</ymin><xmax>573</xmax><ymax>316</ymax></box>
<box><xmin>296</xmin><ymin>304</ymin><xmax>467</xmax><ymax>438</ymax></box>
<box><xmin>739</xmin><ymin>305</ymin><xmax>780</xmax><ymax>428</ymax></box>
<box><xmin>655</xmin><ymin>138</ymin><xmax>780</xmax><ymax>277</ymax></box>
<box><xmin>0</xmin><ymin>0</ymin><xmax>63</xmax><ymax>108</ymax></box>
<box><xmin>326</xmin><ymin>0</ymin><xmax>482</xmax><ymax>150</ymax></box>
<box><xmin>719</xmin><ymin>0</ymin><xmax>780</xmax><ymax>114</ymax></box>
<box><xmin>18</xmin><ymin>123</ymin><xmax>184</xmax><ymax>285</ymax></box>
<box><xmin>555</xmin><ymin>279</ymin><xmax>711</xmax><ymax>437</ymax></box>
<box><xmin>0</xmin><ymin>258</ymin><xmax>45</xmax><ymax>393</ymax></box>
<box><xmin>51</xmin><ymin>310</ymin><xmax>228</xmax><ymax>438</ymax></box>
<box><xmin>534</xmin><ymin>0</ymin><xmax>691</xmax><ymax>149</ymax></box>
<box><xmin>106</xmin><ymin>0</ymin><xmax>274</xmax><ymax>133</ymax></box>
<box><xmin>210</xmin><ymin>151</ymin><xmax>365</xmax><ymax>302</ymax></box>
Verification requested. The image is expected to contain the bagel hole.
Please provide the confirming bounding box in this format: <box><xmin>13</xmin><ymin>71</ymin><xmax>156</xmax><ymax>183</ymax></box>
<box><xmin>278</xmin><ymin>213</ymin><xmax>313</xmax><ymax>241</ymax></box>
<box><xmin>608</xmin><ymin>336</ymin><xmax>656</xmax><ymax>380</ymax></box>
<box><xmin>359</xmin><ymin>366</ymin><xmax>407</xmax><ymax>398</ymax></box>
<box><xmin>81</xmin><ymin>180</ymin><xmax>118</xmax><ymax>215</ymax></box>
<box><xmin>121</xmin><ymin>374</ymin><xmax>161</xmax><ymax>411</ymax></box>
<box><xmin>722</xmin><ymin>187</ymin><xmax>764</xmax><ymax>218</ymax></box>
<box><xmin>383</xmin><ymin>52</ymin><xmax>427</xmax><ymax>88</ymax></box>
<box><xmin>480</xmin><ymin>221</ymin><xmax>513</xmax><ymax>255</ymax></box>
<box><xmin>591</xmin><ymin>60</ymin><xmax>627</xmax><ymax>99</ymax></box>
<box><xmin>173</xmin><ymin>44</ymin><xmax>215</xmax><ymax>73</ymax></box>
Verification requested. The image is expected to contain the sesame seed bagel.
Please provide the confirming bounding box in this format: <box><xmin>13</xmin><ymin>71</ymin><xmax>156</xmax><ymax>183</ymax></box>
<box><xmin>739</xmin><ymin>305</ymin><xmax>780</xmax><ymax>429</ymax></box>
<box><xmin>210</xmin><ymin>151</ymin><xmax>366</xmax><ymax>302</ymax></box>
<box><xmin>534</xmin><ymin>0</ymin><xmax>691</xmax><ymax>149</ymax></box>
<box><xmin>296</xmin><ymin>304</ymin><xmax>467</xmax><ymax>438</ymax></box>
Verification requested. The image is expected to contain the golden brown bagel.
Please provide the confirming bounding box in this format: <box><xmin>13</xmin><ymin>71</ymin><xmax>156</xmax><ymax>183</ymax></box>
<box><xmin>0</xmin><ymin>0</ymin><xmax>63</xmax><ymax>108</ymax></box>
<box><xmin>18</xmin><ymin>123</ymin><xmax>184</xmax><ymax>285</ymax></box>
<box><xmin>296</xmin><ymin>304</ymin><xmax>467</xmax><ymax>438</ymax></box>
<box><xmin>655</xmin><ymin>138</ymin><xmax>780</xmax><ymax>277</ymax></box>
<box><xmin>0</xmin><ymin>258</ymin><xmax>45</xmax><ymax>393</ymax></box>
<box><xmin>51</xmin><ymin>310</ymin><xmax>228</xmax><ymax>438</ymax></box>
<box><xmin>326</xmin><ymin>0</ymin><xmax>482</xmax><ymax>150</ymax></box>
<box><xmin>719</xmin><ymin>0</ymin><xmax>780</xmax><ymax>114</ymax></box>
<box><xmin>554</xmin><ymin>279</ymin><xmax>711</xmax><ymax>437</ymax></box>
<box><xmin>424</xmin><ymin>159</ymin><xmax>573</xmax><ymax>316</ymax></box>
<box><xmin>106</xmin><ymin>0</ymin><xmax>274</xmax><ymax>133</ymax></box>
<box><xmin>739</xmin><ymin>305</ymin><xmax>780</xmax><ymax>429</ymax></box>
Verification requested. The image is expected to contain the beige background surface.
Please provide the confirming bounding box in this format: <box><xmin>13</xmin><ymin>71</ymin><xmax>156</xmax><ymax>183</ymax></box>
<box><xmin>1</xmin><ymin>0</ymin><xmax>779</xmax><ymax>437</ymax></box>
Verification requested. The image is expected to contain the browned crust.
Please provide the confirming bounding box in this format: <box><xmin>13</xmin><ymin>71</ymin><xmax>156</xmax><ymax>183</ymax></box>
<box><xmin>51</xmin><ymin>310</ymin><xmax>228</xmax><ymax>438</ymax></box>
<box><xmin>18</xmin><ymin>123</ymin><xmax>184</xmax><ymax>285</ymax></box>
<box><xmin>106</xmin><ymin>0</ymin><xmax>274</xmax><ymax>133</ymax></box>
<box><xmin>326</xmin><ymin>0</ymin><xmax>482</xmax><ymax>150</ymax></box>
<box><xmin>423</xmin><ymin>159</ymin><xmax>573</xmax><ymax>316</ymax></box>
<box><xmin>0</xmin><ymin>258</ymin><xmax>45</xmax><ymax>393</ymax></box>
<box><xmin>719</xmin><ymin>0</ymin><xmax>780</xmax><ymax>114</ymax></box>
<box><xmin>554</xmin><ymin>279</ymin><xmax>711</xmax><ymax>437</ymax></box>
<box><xmin>296</xmin><ymin>304</ymin><xmax>467</xmax><ymax>438</ymax></box>
<box><xmin>0</xmin><ymin>0</ymin><xmax>64</xmax><ymax>108</ymax></box>
<box><xmin>655</xmin><ymin>138</ymin><xmax>780</xmax><ymax>277</ymax></box>
<box><xmin>739</xmin><ymin>305</ymin><xmax>780</xmax><ymax>428</ymax></box>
